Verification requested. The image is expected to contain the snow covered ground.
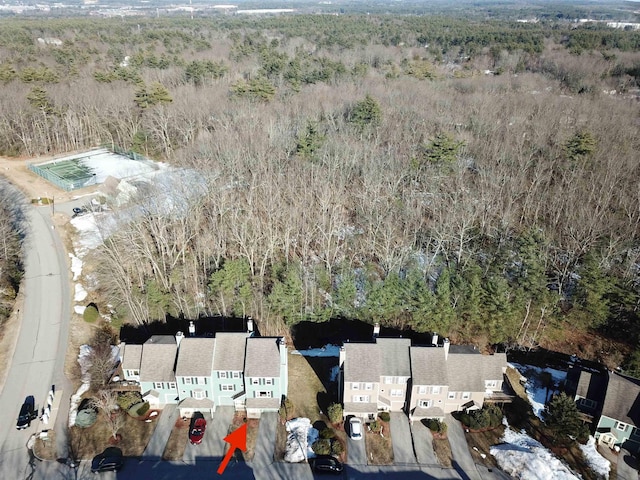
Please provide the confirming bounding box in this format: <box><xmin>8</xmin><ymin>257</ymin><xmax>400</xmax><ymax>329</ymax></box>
<box><xmin>580</xmin><ymin>436</ymin><xmax>610</xmax><ymax>479</ymax></box>
<box><xmin>491</xmin><ymin>423</ymin><xmax>580</xmax><ymax>480</ymax></box>
<box><xmin>510</xmin><ymin>362</ymin><xmax>567</xmax><ymax>419</ymax></box>
<box><xmin>284</xmin><ymin>418</ymin><xmax>319</xmax><ymax>463</ymax></box>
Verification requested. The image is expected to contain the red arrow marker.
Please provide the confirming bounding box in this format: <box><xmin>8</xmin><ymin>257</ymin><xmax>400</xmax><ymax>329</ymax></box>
<box><xmin>217</xmin><ymin>423</ymin><xmax>247</xmax><ymax>475</ymax></box>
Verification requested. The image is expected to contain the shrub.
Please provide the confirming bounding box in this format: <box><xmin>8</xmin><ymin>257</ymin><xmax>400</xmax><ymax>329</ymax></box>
<box><xmin>327</xmin><ymin>403</ymin><xmax>343</xmax><ymax>424</ymax></box>
<box><xmin>459</xmin><ymin>404</ymin><xmax>502</xmax><ymax>430</ymax></box>
<box><xmin>369</xmin><ymin>420</ymin><xmax>381</xmax><ymax>433</ymax></box>
<box><xmin>378</xmin><ymin>411</ymin><xmax>390</xmax><ymax>422</ymax></box>
<box><xmin>75</xmin><ymin>408</ymin><xmax>98</xmax><ymax>427</ymax></box>
<box><xmin>136</xmin><ymin>401</ymin><xmax>150</xmax><ymax>417</ymax></box>
<box><xmin>425</xmin><ymin>418</ymin><xmax>447</xmax><ymax>434</ymax></box>
<box><xmin>312</xmin><ymin>439</ymin><xmax>331</xmax><ymax>455</ymax></box>
<box><xmin>83</xmin><ymin>304</ymin><xmax>99</xmax><ymax>323</ymax></box>
<box><xmin>126</xmin><ymin>401</ymin><xmax>150</xmax><ymax>418</ymax></box>
<box><xmin>331</xmin><ymin>440</ymin><xmax>344</xmax><ymax>456</ymax></box>
<box><xmin>320</xmin><ymin>428</ymin><xmax>336</xmax><ymax>440</ymax></box>
<box><xmin>117</xmin><ymin>391</ymin><xmax>143</xmax><ymax>411</ymax></box>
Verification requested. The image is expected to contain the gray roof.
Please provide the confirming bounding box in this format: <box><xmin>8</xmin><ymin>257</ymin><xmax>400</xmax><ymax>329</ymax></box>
<box><xmin>410</xmin><ymin>347</ymin><xmax>448</xmax><ymax>386</ymax></box>
<box><xmin>576</xmin><ymin>371</ymin><xmax>607</xmax><ymax>403</ymax></box>
<box><xmin>175</xmin><ymin>337</ymin><xmax>215</xmax><ymax>377</ymax></box>
<box><xmin>213</xmin><ymin>332</ymin><xmax>250</xmax><ymax>371</ymax></box>
<box><xmin>121</xmin><ymin>343</ymin><xmax>142</xmax><ymax>370</ymax></box>
<box><xmin>377</xmin><ymin>338</ymin><xmax>411</xmax><ymax>377</ymax></box>
<box><xmin>601</xmin><ymin>372</ymin><xmax>640</xmax><ymax>427</ymax></box>
<box><xmin>344</xmin><ymin>343</ymin><xmax>381</xmax><ymax>383</ymax></box>
<box><xmin>244</xmin><ymin>337</ymin><xmax>283</xmax><ymax>378</ymax></box>
<box><xmin>447</xmin><ymin>352</ymin><xmax>506</xmax><ymax>392</ymax></box>
<box><xmin>140</xmin><ymin>335</ymin><xmax>177</xmax><ymax>382</ymax></box>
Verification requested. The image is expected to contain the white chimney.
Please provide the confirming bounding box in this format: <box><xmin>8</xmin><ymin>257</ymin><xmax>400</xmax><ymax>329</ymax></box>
<box><xmin>247</xmin><ymin>317</ymin><xmax>254</xmax><ymax>334</ymax></box>
<box><xmin>373</xmin><ymin>323</ymin><xmax>380</xmax><ymax>338</ymax></box>
<box><xmin>443</xmin><ymin>338</ymin><xmax>450</xmax><ymax>360</ymax></box>
<box><xmin>175</xmin><ymin>331</ymin><xmax>184</xmax><ymax>347</ymax></box>
<box><xmin>432</xmin><ymin>333</ymin><xmax>439</xmax><ymax>347</ymax></box>
<box><xmin>188</xmin><ymin>321</ymin><xmax>196</xmax><ymax>337</ymax></box>
<box><xmin>339</xmin><ymin>345</ymin><xmax>346</xmax><ymax>367</ymax></box>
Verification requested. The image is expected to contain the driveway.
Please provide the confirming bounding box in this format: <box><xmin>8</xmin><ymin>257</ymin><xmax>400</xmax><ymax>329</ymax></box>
<box><xmin>410</xmin><ymin>419</ymin><xmax>439</xmax><ymax>465</ymax></box>
<box><xmin>183</xmin><ymin>407</ymin><xmax>234</xmax><ymax>463</ymax></box>
<box><xmin>446</xmin><ymin>414</ymin><xmax>482</xmax><ymax>480</ymax></box>
<box><xmin>347</xmin><ymin>428</ymin><xmax>367</xmax><ymax>465</ymax></box>
<box><xmin>143</xmin><ymin>404</ymin><xmax>178</xmax><ymax>459</ymax></box>
<box><xmin>617</xmin><ymin>449</ymin><xmax>638</xmax><ymax>480</ymax></box>
<box><xmin>389</xmin><ymin>412</ymin><xmax>417</xmax><ymax>464</ymax></box>
<box><xmin>253</xmin><ymin>412</ymin><xmax>278</xmax><ymax>467</ymax></box>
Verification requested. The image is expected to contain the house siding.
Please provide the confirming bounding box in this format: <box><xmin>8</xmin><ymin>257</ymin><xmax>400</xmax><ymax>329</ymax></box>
<box><xmin>596</xmin><ymin>415</ymin><xmax>640</xmax><ymax>454</ymax></box>
<box><xmin>212</xmin><ymin>370</ymin><xmax>245</xmax><ymax>407</ymax></box>
<box><xmin>140</xmin><ymin>381</ymin><xmax>178</xmax><ymax>406</ymax></box>
<box><xmin>378</xmin><ymin>377</ymin><xmax>409</xmax><ymax>411</ymax></box>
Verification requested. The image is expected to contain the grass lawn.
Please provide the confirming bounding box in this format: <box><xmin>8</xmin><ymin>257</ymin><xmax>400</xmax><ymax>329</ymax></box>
<box><xmin>162</xmin><ymin>416</ymin><xmax>189</xmax><ymax>461</ymax></box>
<box><xmin>433</xmin><ymin>436</ymin><xmax>453</xmax><ymax>467</ymax></box>
<box><xmin>69</xmin><ymin>411</ymin><xmax>157</xmax><ymax>459</ymax></box>
<box><xmin>365</xmin><ymin>419</ymin><xmax>393</xmax><ymax>465</ymax></box>
<box><xmin>231</xmin><ymin>413</ymin><xmax>258</xmax><ymax>461</ymax></box>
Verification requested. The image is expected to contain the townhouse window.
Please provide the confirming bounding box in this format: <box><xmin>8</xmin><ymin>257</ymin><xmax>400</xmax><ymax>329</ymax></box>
<box><xmin>462</xmin><ymin>392</ymin><xmax>471</xmax><ymax>400</ymax></box>
<box><xmin>353</xmin><ymin>395</ymin><xmax>370</xmax><ymax>403</ymax></box>
<box><xmin>256</xmin><ymin>391</ymin><xmax>272</xmax><ymax>398</ymax></box>
<box><xmin>616</xmin><ymin>422</ymin><xmax>627</xmax><ymax>432</ymax></box>
<box><xmin>364</xmin><ymin>383</ymin><xmax>373</xmax><ymax>390</ymax></box>
<box><xmin>193</xmin><ymin>390</ymin><xmax>206</xmax><ymax>400</ymax></box>
<box><xmin>418</xmin><ymin>386</ymin><xmax>427</xmax><ymax>395</ymax></box>
<box><xmin>580</xmin><ymin>398</ymin><xmax>596</xmax><ymax>409</ymax></box>
<box><xmin>485</xmin><ymin>380</ymin><xmax>498</xmax><ymax>389</ymax></box>
<box><xmin>390</xmin><ymin>389</ymin><xmax>403</xmax><ymax>397</ymax></box>
<box><xmin>419</xmin><ymin>399</ymin><xmax>432</xmax><ymax>408</ymax></box>
<box><xmin>184</xmin><ymin>378</ymin><xmax>192</xmax><ymax>385</ymax></box>
<box><xmin>219</xmin><ymin>372</ymin><xmax>228</xmax><ymax>379</ymax></box>
<box><xmin>232</xmin><ymin>371</ymin><xmax>241</xmax><ymax>379</ymax></box>
<box><xmin>221</xmin><ymin>384</ymin><xmax>234</xmax><ymax>392</ymax></box>
<box><xmin>432</xmin><ymin>386</ymin><xmax>441</xmax><ymax>394</ymax></box>
<box><xmin>168</xmin><ymin>382</ymin><xmax>176</xmax><ymax>389</ymax></box>
<box><xmin>126</xmin><ymin>369</ymin><xmax>139</xmax><ymax>377</ymax></box>
<box><xmin>384</xmin><ymin>377</ymin><xmax>393</xmax><ymax>384</ymax></box>
<box><xmin>352</xmin><ymin>383</ymin><xmax>359</xmax><ymax>390</ymax></box>
<box><xmin>153</xmin><ymin>382</ymin><xmax>164</xmax><ymax>390</ymax></box>
<box><xmin>251</xmin><ymin>378</ymin><xmax>261</xmax><ymax>385</ymax></box>
<box><xmin>265</xmin><ymin>378</ymin><xmax>274</xmax><ymax>386</ymax></box>
<box><xmin>448</xmin><ymin>392</ymin><xmax>456</xmax><ymax>400</ymax></box>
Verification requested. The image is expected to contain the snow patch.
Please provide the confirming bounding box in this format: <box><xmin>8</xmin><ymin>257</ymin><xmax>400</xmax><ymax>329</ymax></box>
<box><xmin>329</xmin><ymin>365</ymin><xmax>340</xmax><ymax>382</ymax></box>
<box><xmin>510</xmin><ymin>363</ymin><xmax>567</xmax><ymax>419</ymax></box>
<box><xmin>491</xmin><ymin>426</ymin><xmax>580</xmax><ymax>480</ymax></box>
<box><xmin>74</xmin><ymin>284</ymin><xmax>87</xmax><ymax>302</ymax></box>
<box><xmin>291</xmin><ymin>344</ymin><xmax>341</xmax><ymax>357</ymax></box>
<box><xmin>74</xmin><ymin>305</ymin><xmax>86</xmax><ymax>315</ymax></box>
<box><xmin>284</xmin><ymin>417</ymin><xmax>318</xmax><ymax>463</ymax></box>
<box><xmin>69</xmin><ymin>253</ymin><xmax>82</xmax><ymax>281</ymax></box>
<box><xmin>580</xmin><ymin>436</ymin><xmax>610</xmax><ymax>479</ymax></box>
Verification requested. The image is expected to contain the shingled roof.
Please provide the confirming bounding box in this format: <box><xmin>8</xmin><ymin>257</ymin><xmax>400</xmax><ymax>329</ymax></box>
<box><xmin>447</xmin><ymin>352</ymin><xmax>506</xmax><ymax>392</ymax></box>
<box><xmin>175</xmin><ymin>337</ymin><xmax>215</xmax><ymax>377</ymax></box>
<box><xmin>410</xmin><ymin>346</ymin><xmax>448</xmax><ymax>386</ymax></box>
<box><xmin>213</xmin><ymin>332</ymin><xmax>249</xmax><ymax>371</ymax></box>
<box><xmin>344</xmin><ymin>343</ymin><xmax>380</xmax><ymax>383</ymax></box>
<box><xmin>140</xmin><ymin>335</ymin><xmax>177</xmax><ymax>382</ymax></box>
<box><xmin>121</xmin><ymin>343</ymin><xmax>142</xmax><ymax>371</ymax></box>
<box><xmin>377</xmin><ymin>338</ymin><xmax>411</xmax><ymax>377</ymax></box>
<box><xmin>244</xmin><ymin>337</ymin><xmax>282</xmax><ymax>378</ymax></box>
<box><xmin>601</xmin><ymin>372</ymin><xmax>640</xmax><ymax>427</ymax></box>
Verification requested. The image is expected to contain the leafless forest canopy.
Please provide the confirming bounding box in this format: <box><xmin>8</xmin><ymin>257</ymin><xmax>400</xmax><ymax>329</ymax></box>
<box><xmin>0</xmin><ymin>13</ymin><xmax>639</xmax><ymax>368</ymax></box>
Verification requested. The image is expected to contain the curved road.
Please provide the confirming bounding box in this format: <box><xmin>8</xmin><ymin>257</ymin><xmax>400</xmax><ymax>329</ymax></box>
<box><xmin>0</xmin><ymin>205</ymin><xmax>71</xmax><ymax>479</ymax></box>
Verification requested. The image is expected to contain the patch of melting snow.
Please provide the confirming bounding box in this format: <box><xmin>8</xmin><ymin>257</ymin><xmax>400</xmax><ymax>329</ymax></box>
<box><xmin>510</xmin><ymin>363</ymin><xmax>567</xmax><ymax>419</ymax></box>
<box><xmin>580</xmin><ymin>436</ymin><xmax>610</xmax><ymax>479</ymax></box>
<box><xmin>74</xmin><ymin>284</ymin><xmax>87</xmax><ymax>302</ymax></box>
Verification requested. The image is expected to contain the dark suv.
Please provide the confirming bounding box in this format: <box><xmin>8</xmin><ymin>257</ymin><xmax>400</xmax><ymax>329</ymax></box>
<box><xmin>312</xmin><ymin>455</ymin><xmax>343</xmax><ymax>475</ymax></box>
<box><xmin>16</xmin><ymin>396</ymin><xmax>36</xmax><ymax>430</ymax></box>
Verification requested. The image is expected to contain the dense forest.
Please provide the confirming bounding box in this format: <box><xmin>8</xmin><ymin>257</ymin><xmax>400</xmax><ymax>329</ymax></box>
<box><xmin>0</xmin><ymin>12</ymin><xmax>639</xmax><ymax>371</ymax></box>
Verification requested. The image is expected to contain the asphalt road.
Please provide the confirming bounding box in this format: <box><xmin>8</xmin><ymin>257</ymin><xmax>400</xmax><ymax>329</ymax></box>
<box><xmin>0</xmin><ymin>206</ymin><xmax>71</xmax><ymax>479</ymax></box>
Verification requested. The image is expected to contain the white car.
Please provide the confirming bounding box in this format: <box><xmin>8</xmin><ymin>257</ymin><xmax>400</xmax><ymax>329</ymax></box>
<box><xmin>349</xmin><ymin>417</ymin><xmax>363</xmax><ymax>440</ymax></box>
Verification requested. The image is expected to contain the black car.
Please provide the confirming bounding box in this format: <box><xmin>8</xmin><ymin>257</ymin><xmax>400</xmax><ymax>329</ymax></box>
<box><xmin>91</xmin><ymin>447</ymin><xmax>124</xmax><ymax>473</ymax></box>
<box><xmin>312</xmin><ymin>455</ymin><xmax>343</xmax><ymax>475</ymax></box>
<box><xmin>16</xmin><ymin>396</ymin><xmax>36</xmax><ymax>430</ymax></box>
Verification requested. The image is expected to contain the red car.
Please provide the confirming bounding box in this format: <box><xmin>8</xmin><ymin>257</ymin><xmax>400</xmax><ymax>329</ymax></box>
<box><xmin>189</xmin><ymin>414</ymin><xmax>206</xmax><ymax>445</ymax></box>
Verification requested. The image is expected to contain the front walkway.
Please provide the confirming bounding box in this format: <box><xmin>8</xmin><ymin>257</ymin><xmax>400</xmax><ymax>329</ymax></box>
<box><xmin>142</xmin><ymin>404</ymin><xmax>178</xmax><ymax>459</ymax></box>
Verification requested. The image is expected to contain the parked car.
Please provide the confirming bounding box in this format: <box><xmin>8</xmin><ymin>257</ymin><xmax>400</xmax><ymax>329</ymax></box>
<box><xmin>91</xmin><ymin>447</ymin><xmax>123</xmax><ymax>473</ymax></box>
<box><xmin>189</xmin><ymin>413</ymin><xmax>206</xmax><ymax>445</ymax></box>
<box><xmin>16</xmin><ymin>396</ymin><xmax>37</xmax><ymax>430</ymax></box>
<box><xmin>312</xmin><ymin>455</ymin><xmax>344</xmax><ymax>475</ymax></box>
<box><xmin>349</xmin><ymin>417</ymin><xmax>362</xmax><ymax>440</ymax></box>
